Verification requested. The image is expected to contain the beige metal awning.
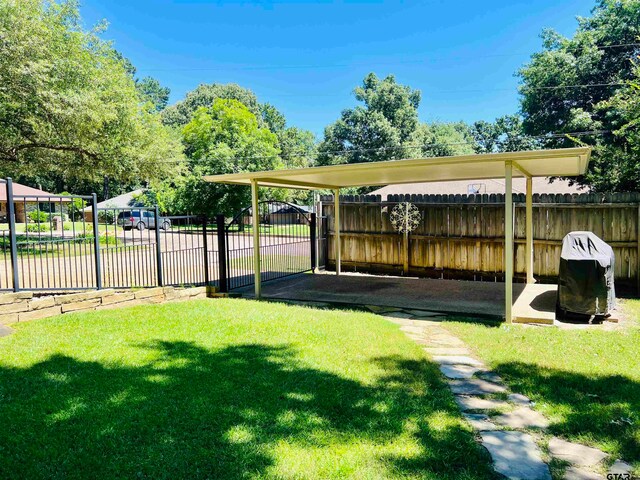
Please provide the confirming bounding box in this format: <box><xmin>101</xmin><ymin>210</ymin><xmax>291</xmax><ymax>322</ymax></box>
<box><xmin>204</xmin><ymin>147</ymin><xmax>591</xmax><ymax>324</ymax></box>
<box><xmin>203</xmin><ymin>147</ymin><xmax>591</xmax><ymax>189</ymax></box>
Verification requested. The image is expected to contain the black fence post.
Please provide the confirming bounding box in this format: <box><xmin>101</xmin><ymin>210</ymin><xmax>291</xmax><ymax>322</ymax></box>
<box><xmin>6</xmin><ymin>178</ymin><xmax>19</xmax><ymax>292</ymax></box>
<box><xmin>310</xmin><ymin>213</ymin><xmax>317</xmax><ymax>273</ymax></box>
<box><xmin>216</xmin><ymin>214</ymin><xmax>228</xmax><ymax>293</ymax></box>
<box><xmin>202</xmin><ymin>216</ymin><xmax>209</xmax><ymax>287</ymax></box>
<box><xmin>154</xmin><ymin>205</ymin><xmax>163</xmax><ymax>287</ymax></box>
<box><xmin>91</xmin><ymin>193</ymin><xmax>102</xmax><ymax>290</ymax></box>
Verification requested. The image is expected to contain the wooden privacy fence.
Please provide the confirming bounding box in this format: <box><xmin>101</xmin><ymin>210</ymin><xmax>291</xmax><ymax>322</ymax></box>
<box><xmin>319</xmin><ymin>192</ymin><xmax>640</xmax><ymax>292</ymax></box>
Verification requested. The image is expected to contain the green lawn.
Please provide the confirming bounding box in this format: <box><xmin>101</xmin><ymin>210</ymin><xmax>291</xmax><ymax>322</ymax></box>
<box><xmin>443</xmin><ymin>301</ymin><xmax>640</xmax><ymax>473</ymax></box>
<box><xmin>0</xmin><ymin>299</ymin><xmax>495</xmax><ymax>480</ymax></box>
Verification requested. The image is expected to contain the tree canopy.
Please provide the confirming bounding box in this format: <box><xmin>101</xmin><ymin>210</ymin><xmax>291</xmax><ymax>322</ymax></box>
<box><xmin>317</xmin><ymin>73</ymin><xmax>421</xmax><ymax>165</ymax></box>
<box><xmin>518</xmin><ymin>0</ymin><xmax>640</xmax><ymax>191</ymax></box>
<box><xmin>166</xmin><ymin>99</ymin><xmax>281</xmax><ymax>216</ymax></box>
<box><xmin>0</xmin><ymin>0</ymin><xmax>184</xmax><ymax>185</ymax></box>
<box><xmin>161</xmin><ymin>83</ymin><xmax>263</xmax><ymax>128</ymax></box>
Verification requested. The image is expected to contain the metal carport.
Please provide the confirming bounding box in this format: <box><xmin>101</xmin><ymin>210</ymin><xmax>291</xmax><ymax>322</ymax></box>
<box><xmin>204</xmin><ymin>147</ymin><xmax>591</xmax><ymax>322</ymax></box>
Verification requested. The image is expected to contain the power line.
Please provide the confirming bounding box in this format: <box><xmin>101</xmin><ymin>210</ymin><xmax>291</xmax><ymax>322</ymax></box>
<box><xmin>151</xmin><ymin>129</ymin><xmax>610</xmax><ymax>165</ymax></box>
<box><xmin>141</xmin><ymin>43</ymin><xmax>640</xmax><ymax>73</ymax></box>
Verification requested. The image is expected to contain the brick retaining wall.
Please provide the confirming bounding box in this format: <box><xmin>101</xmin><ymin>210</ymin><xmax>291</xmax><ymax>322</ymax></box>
<box><xmin>0</xmin><ymin>286</ymin><xmax>216</xmax><ymax>326</ymax></box>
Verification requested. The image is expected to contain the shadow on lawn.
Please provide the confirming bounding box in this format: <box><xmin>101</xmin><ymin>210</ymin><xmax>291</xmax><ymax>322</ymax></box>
<box><xmin>0</xmin><ymin>342</ymin><xmax>495</xmax><ymax>480</ymax></box>
<box><xmin>494</xmin><ymin>362</ymin><xmax>640</xmax><ymax>465</ymax></box>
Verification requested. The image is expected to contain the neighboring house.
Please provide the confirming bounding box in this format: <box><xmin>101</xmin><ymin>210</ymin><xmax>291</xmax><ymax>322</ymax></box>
<box><xmin>270</xmin><ymin>204</ymin><xmax>312</xmax><ymax>224</ymax></box>
<box><xmin>370</xmin><ymin>177</ymin><xmax>583</xmax><ymax>198</ymax></box>
<box><xmin>82</xmin><ymin>189</ymin><xmax>147</xmax><ymax>221</ymax></box>
<box><xmin>0</xmin><ymin>182</ymin><xmax>69</xmax><ymax>223</ymax></box>
<box><xmin>242</xmin><ymin>203</ymin><xmax>312</xmax><ymax>225</ymax></box>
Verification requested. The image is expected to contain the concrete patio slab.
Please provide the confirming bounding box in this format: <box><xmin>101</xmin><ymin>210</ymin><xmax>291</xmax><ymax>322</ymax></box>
<box><xmin>237</xmin><ymin>272</ymin><xmax>526</xmax><ymax>319</ymax></box>
<box><xmin>512</xmin><ymin>284</ymin><xmax>556</xmax><ymax>325</ymax></box>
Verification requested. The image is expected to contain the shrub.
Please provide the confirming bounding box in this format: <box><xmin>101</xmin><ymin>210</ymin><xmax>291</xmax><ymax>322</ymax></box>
<box><xmin>26</xmin><ymin>223</ymin><xmax>49</xmax><ymax>233</ymax></box>
<box><xmin>27</xmin><ymin>210</ymin><xmax>50</xmax><ymax>223</ymax></box>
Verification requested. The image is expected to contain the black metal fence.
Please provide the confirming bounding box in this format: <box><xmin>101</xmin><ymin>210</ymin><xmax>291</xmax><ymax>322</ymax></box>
<box><xmin>0</xmin><ymin>179</ymin><xmax>316</xmax><ymax>293</ymax></box>
<box><xmin>223</xmin><ymin>201</ymin><xmax>316</xmax><ymax>291</ymax></box>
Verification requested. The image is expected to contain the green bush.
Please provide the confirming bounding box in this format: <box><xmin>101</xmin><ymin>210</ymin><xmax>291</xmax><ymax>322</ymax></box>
<box><xmin>27</xmin><ymin>210</ymin><xmax>50</xmax><ymax>223</ymax></box>
<box><xmin>26</xmin><ymin>223</ymin><xmax>49</xmax><ymax>233</ymax></box>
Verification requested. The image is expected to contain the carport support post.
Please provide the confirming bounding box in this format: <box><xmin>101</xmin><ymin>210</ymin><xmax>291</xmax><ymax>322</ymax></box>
<box><xmin>251</xmin><ymin>179</ymin><xmax>261</xmax><ymax>298</ymax></box>
<box><xmin>334</xmin><ymin>189</ymin><xmax>341</xmax><ymax>275</ymax></box>
<box><xmin>504</xmin><ymin>162</ymin><xmax>513</xmax><ymax>323</ymax></box>
<box><xmin>525</xmin><ymin>176</ymin><xmax>534</xmax><ymax>284</ymax></box>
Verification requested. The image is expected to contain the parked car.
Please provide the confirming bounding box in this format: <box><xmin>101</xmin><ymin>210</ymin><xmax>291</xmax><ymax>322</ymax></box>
<box><xmin>116</xmin><ymin>210</ymin><xmax>171</xmax><ymax>231</ymax></box>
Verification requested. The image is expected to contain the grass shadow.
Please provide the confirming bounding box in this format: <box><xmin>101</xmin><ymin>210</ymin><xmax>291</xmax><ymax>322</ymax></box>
<box><xmin>492</xmin><ymin>361</ymin><xmax>639</xmax><ymax>466</ymax></box>
<box><xmin>0</xmin><ymin>340</ymin><xmax>496</xmax><ymax>479</ymax></box>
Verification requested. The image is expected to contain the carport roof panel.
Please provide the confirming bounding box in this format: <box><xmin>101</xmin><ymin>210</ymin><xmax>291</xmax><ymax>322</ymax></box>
<box><xmin>203</xmin><ymin>147</ymin><xmax>591</xmax><ymax>189</ymax></box>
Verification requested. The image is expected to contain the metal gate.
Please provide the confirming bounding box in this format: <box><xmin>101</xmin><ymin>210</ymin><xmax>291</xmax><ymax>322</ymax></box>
<box><xmin>222</xmin><ymin>201</ymin><xmax>316</xmax><ymax>291</ymax></box>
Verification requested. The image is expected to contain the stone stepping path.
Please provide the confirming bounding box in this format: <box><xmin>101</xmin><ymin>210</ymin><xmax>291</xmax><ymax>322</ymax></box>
<box><xmin>380</xmin><ymin>307</ymin><xmax>632</xmax><ymax>480</ymax></box>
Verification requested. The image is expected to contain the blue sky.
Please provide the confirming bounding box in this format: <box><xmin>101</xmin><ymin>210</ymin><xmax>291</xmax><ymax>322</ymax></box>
<box><xmin>80</xmin><ymin>0</ymin><xmax>593</xmax><ymax>137</ymax></box>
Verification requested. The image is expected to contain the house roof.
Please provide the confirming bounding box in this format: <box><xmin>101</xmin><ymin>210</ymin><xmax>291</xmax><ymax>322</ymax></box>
<box><xmin>370</xmin><ymin>177</ymin><xmax>583</xmax><ymax>198</ymax></box>
<box><xmin>203</xmin><ymin>147</ymin><xmax>591</xmax><ymax>190</ymax></box>
<box><xmin>82</xmin><ymin>189</ymin><xmax>146</xmax><ymax>211</ymax></box>
<box><xmin>0</xmin><ymin>182</ymin><xmax>70</xmax><ymax>202</ymax></box>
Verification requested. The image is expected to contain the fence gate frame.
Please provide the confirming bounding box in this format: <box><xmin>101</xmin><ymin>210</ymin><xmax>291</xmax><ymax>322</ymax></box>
<box><xmin>219</xmin><ymin>199</ymin><xmax>316</xmax><ymax>293</ymax></box>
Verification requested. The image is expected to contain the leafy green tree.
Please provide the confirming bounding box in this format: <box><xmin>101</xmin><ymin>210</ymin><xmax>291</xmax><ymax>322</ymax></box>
<box><xmin>410</xmin><ymin>122</ymin><xmax>475</xmax><ymax>157</ymax></box>
<box><xmin>0</xmin><ymin>0</ymin><xmax>184</xmax><ymax>184</ymax></box>
<box><xmin>317</xmin><ymin>73</ymin><xmax>421</xmax><ymax>165</ymax></box>
<box><xmin>471</xmin><ymin>115</ymin><xmax>540</xmax><ymax>154</ymax></box>
<box><xmin>592</xmin><ymin>62</ymin><xmax>640</xmax><ymax>191</ymax></box>
<box><xmin>136</xmin><ymin>77</ymin><xmax>170</xmax><ymax>111</ymax></box>
<box><xmin>173</xmin><ymin>99</ymin><xmax>281</xmax><ymax>217</ymax></box>
<box><xmin>161</xmin><ymin>83</ymin><xmax>262</xmax><ymax>128</ymax></box>
<box><xmin>518</xmin><ymin>0</ymin><xmax>640</xmax><ymax>190</ymax></box>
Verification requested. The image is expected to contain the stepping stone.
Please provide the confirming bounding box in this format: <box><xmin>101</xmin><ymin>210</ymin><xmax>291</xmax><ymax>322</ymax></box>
<box><xmin>609</xmin><ymin>459</ymin><xmax>632</xmax><ymax>474</ymax></box>
<box><xmin>427</xmin><ymin>338</ymin><xmax>466</xmax><ymax>347</ymax></box>
<box><xmin>564</xmin><ymin>467</ymin><xmax>604</xmax><ymax>480</ymax></box>
<box><xmin>449</xmin><ymin>378</ymin><xmax>507</xmax><ymax>395</ymax></box>
<box><xmin>0</xmin><ymin>324</ymin><xmax>14</xmax><ymax>337</ymax></box>
<box><xmin>433</xmin><ymin>355</ymin><xmax>484</xmax><ymax>367</ymax></box>
<box><xmin>425</xmin><ymin>347</ymin><xmax>470</xmax><ymax>355</ymax></box>
<box><xmin>548</xmin><ymin>438</ymin><xmax>607</xmax><ymax>467</ymax></box>
<box><xmin>493</xmin><ymin>406</ymin><xmax>550</xmax><ymax>429</ymax></box>
<box><xmin>463</xmin><ymin>413</ymin><xmax>500</xmax><ymax>431</ymax></box>
<box><xmin>478</xmin><ymin>371</ymin><xmax>504</xmax><ymax>384</ymax></box>
<box><xmin>400</xmin><ymin>325</ymin><xmax>426</xmax><ymax>334</ymax></box>
<box><xmin>508</xmin><ymin>393</ymin><xmax>533</xmax><ymax>406</ymax></box>
<box><xmin>480</xmin><ymin>431</ymin><xmax>552</xmax><ymax>480</ymax></box>
<box><xmin>455</xmin><ymin>396</ymin><xmax>509</xmax><ymax>411</ymax></box>
<box><xmin>440</xmin><ymin>364</ymin><xmax>484</xmax><ymax>379</ymax></box>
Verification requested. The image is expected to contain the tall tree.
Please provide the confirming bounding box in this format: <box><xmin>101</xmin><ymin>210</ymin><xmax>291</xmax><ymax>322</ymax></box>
<box><xmin>0</xmin><ymin>0</ymin><xmax>184</xmax><ymax>185</ymax></box>
<box><xmin>410</xmin><ymin>122</ymin><xmax>475</xmax><ymax>157</ymax></box>
<box><xmin>171</xmin><ymin>99</ymin><xmax>281</xmax><ymax>216</ymax></box>
<box><xmin>471</xmin><ymin>115</ymin><xmax>540</xmax><ymax>154</ymax></box>
<box><xmin>161</xmin><ymin>83</ymin><xmax>262</xmax><ymax>128</ymax></box>
<box><xmin>593</xmin><ymin>63</ymin><xmax>640</xmax><ymax>191</ymax></box>
<box><xmin>136</xmin><ymin>76</ymin><xmax>170</xmax><ymax>112</ymax></box>
<box><xmin>518</xmin><ymin>0</ymin><xmax>640</xmax><ymax>191</ymax></box>
<box><xmin>317</xmin><ymin>73</ymin><xmax>421</xmax><ymax>165</ymax></box>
